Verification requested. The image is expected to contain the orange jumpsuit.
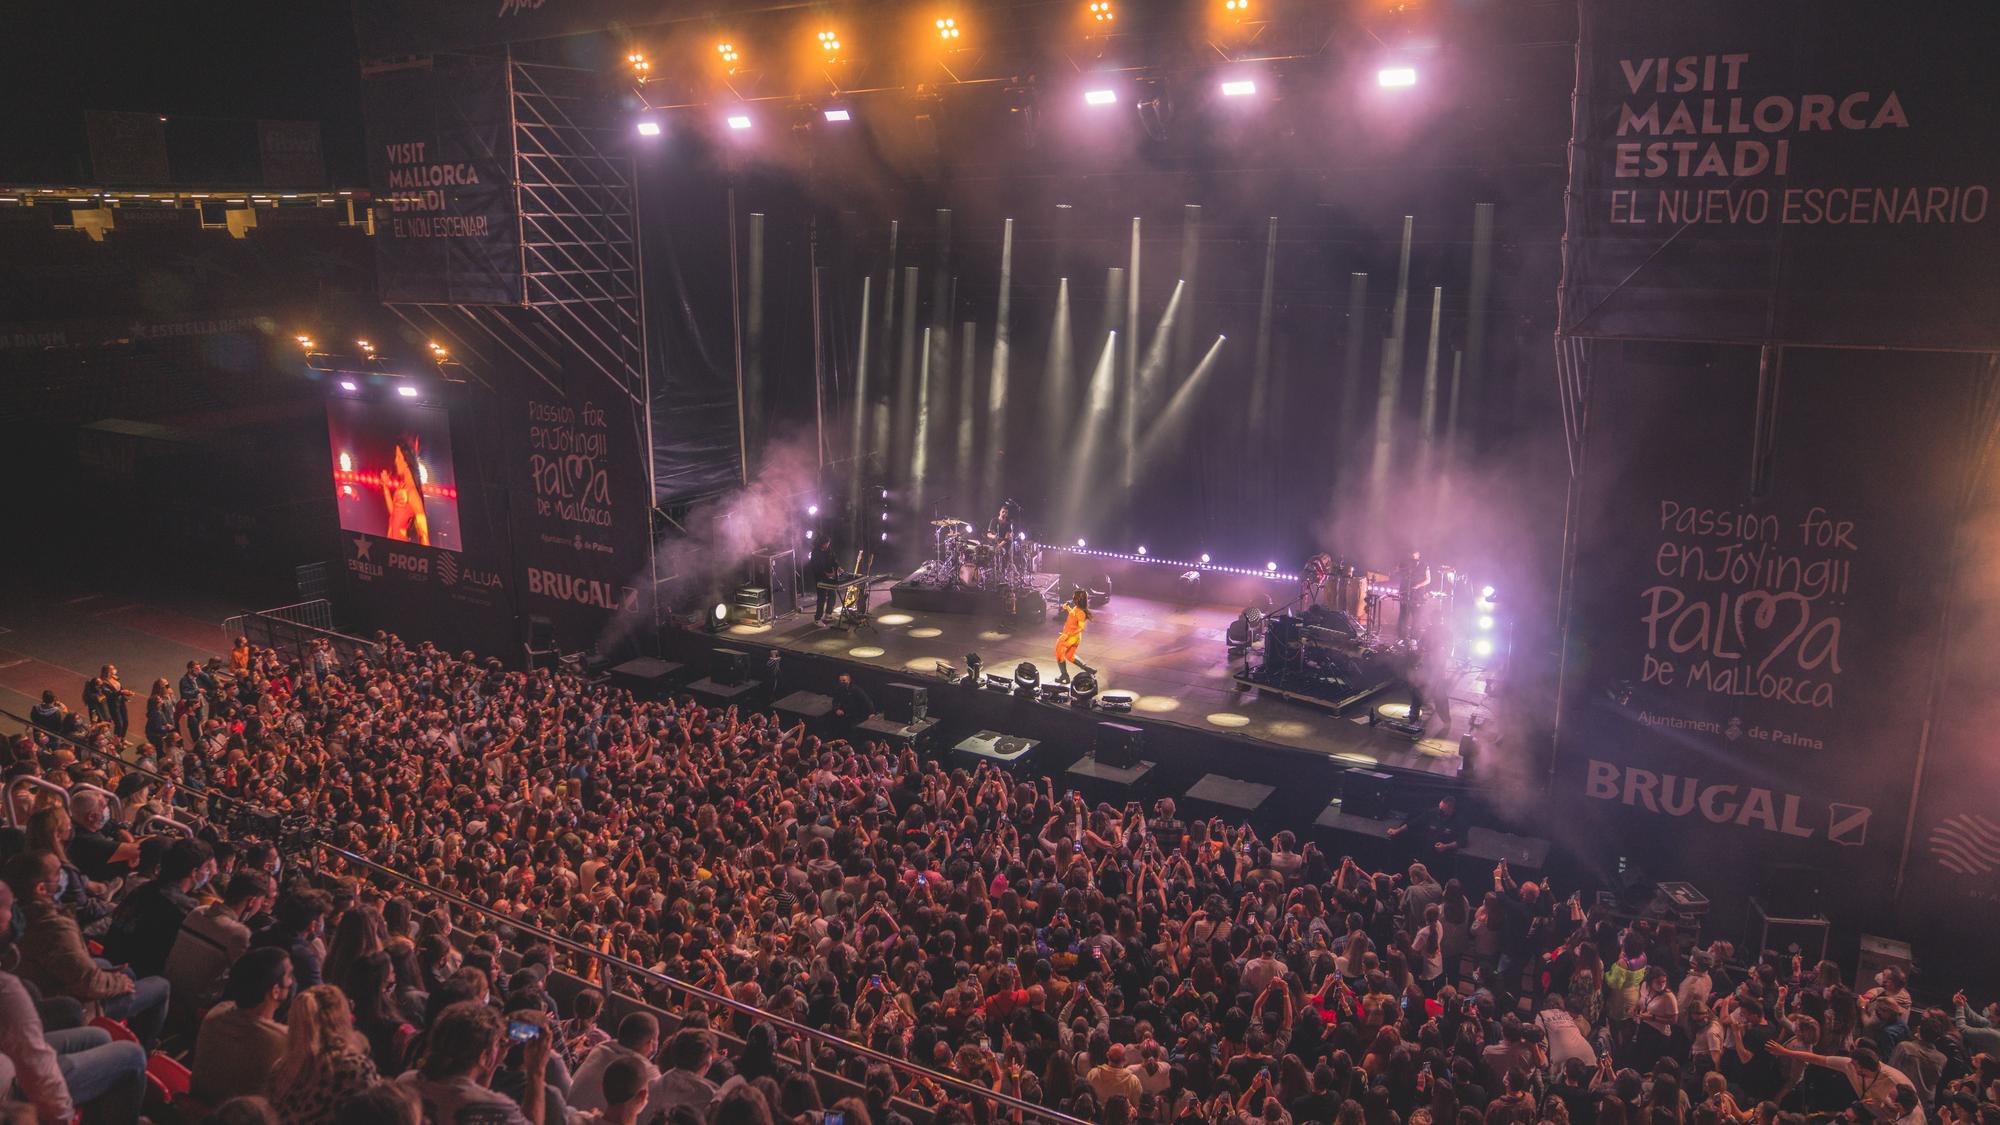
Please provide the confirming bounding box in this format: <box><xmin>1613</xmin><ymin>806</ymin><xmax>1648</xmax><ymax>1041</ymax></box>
<box><xmin>1055</xmin><ymin>604</ymin><xmax>1087</xmax><ymax>663</ymax></box>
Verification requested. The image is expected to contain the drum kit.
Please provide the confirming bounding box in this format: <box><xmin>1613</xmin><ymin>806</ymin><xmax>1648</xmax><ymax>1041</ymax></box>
<box><xmin>931</xmin><ymin>518</ymin><xmax>1038</xmax><ymax>589</ymax></box>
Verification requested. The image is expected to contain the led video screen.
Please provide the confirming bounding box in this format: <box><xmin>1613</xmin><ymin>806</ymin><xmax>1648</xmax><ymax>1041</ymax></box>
<box><xmin>327</xmin><ymin>394</ymin><xmax>462</xmax><ymax>551</ymax></box>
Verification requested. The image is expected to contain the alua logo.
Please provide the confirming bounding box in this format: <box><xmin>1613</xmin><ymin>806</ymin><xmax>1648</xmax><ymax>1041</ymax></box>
<box><xmin>526</xmin><ymin>566</ymin><xmax>636</xmax><ymax>610</ymax></box>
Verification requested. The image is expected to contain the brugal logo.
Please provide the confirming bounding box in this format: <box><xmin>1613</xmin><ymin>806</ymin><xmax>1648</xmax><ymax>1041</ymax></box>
<box><xmin>526</xmin><ymin>566</ymin><xmax>636</xmax><ymax>610</ymax></box>
<box><xmin>1584</xmin><ymin>759</ymin><xmax>1869</xmax><ymax>846</ymax></box>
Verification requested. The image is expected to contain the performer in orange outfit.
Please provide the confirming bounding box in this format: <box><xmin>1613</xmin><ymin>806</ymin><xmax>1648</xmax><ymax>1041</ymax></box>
<box><xmin>1055</xmin><ymin>588</ymin><xmax>1096</xmax><ymax>684</ymax></box>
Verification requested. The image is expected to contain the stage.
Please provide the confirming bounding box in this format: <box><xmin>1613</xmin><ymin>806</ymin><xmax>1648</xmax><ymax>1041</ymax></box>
<box><xmin>703</xmin><ymin>579</ymin><xmax>1480</xmax><ymax>778</ymax></box>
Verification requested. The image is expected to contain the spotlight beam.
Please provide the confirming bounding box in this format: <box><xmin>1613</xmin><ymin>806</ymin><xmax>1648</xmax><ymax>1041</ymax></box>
<box><xmin>1056</xmin><ymin>332</ymin><xmax>1120</xmax><ymax>539</ymax></box>
<box><xmin>983</xmin><ymin>218</ymin><xmax>1014</xmax><ymax>509</ymax></box>
<box><xmin>1137</xmin><ymin>335</ymin><xmax>1228</xmax><ymax>465</ymax></box>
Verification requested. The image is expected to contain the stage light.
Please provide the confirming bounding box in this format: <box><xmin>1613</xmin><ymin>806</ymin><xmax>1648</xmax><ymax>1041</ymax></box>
<box><xmin>804</xmin><ymin>529</ymin><xmax>814</xmax><ymax>540</ymax></box>
<box><xmin>1136</xmin><ymin>546</ymin><xmax>1147</xmax><ymax>556</ymax></box>
<box><xmin>1223</xmin><ymin>0</ymin><xmax>1249</xmax><ymax>9</ymax></box>
<box><xmin>1070</xmin><ymin>670</ymin><xmax>1098</xmax><ymax>705</ymax></box>
<box><xmin>1266</xmin><ymin>561</ymin><xmax>1277</xmax><ymax>571</ymax></box>
<box><xmin>1378</xmin><ymin>66</ymin><xmax>1418</xmax><ymax>88</ymax></box>
<box><xmin>625</xmin><ymin>51</ymin><xmax>652</xmax><ymax>77</ymax></box>
<box><xmin>338</xmin><ymin>451</ymin><xmax>353</xmax><ymax>472</ymax></box>
<box><xmin>1200</xmin><ymin>553</ymin><xmax>1211</xmax><ymax>563</ymax></box>
<box><xmin>338</xmin><ymin>380</ymin><xmax>357</xmax><ymax>391</ymax></box>
<box><xmin>427</xmin><ymin>340</ymin><xmax>448</xmax><ymax>359</ymax></box>
<box><xmin>934</xmin><ymin>17</ymin><xmax>961</xmax><ymax>40</ymax></box>
<box><xmin>727</xmin><ymin>114</ymin><xmax>752</xmax><ymax>131</ymax></box>
<box><xmin>881</xmin><ymin>531</ymin><xmax>888</xmax><ymax>541</ymax></box>
<box><xmin>823</xmin><ymin>108</ymin><xmax>851</xmax><ymax>123</ymax></box>
<box><xmin>716</xmin><ymin>42</ymin><xmax>739</xmax><ymax>65</ymax></box>
<box><xmin>397</xmin><ymin>385</ymin><xmax>418</xmax><ymax>397</ymax></box>
<box><xmin>1478</xmin><ymin>614</ymin><xmax>1495</xmax><ymax>630</ymax></box>
<box><xmin>881</xmin><ymin>512</ymin><xmax>888</xmax><ymax>521</ymax></box>
<box><xmin>1014</xmin><ymin>661</ymin><xmax>1041</xmax><ymax>692</ymax></box>
<box><xmin>817</xmin><ymin>28</ymin><xmax>842</xmax><ymax>53</ymax></box>
<box><xmin>1084</xmin><ymin>88</ymin><xmax>1118</xmax><ymax>106</ymax></box>
<box><xmin>1076</xmin><ymin>538</ymin><xmax>1087</xmax><ymax>547</ymax></box>
<box><xmin>1220</xmin><ymin>79</ymin><xmax>1257</xmax><ymax>97</ymax></box>
<box><xmin>1481</xmin><ymin>585</ymin><xmax>1496</xmax><ymax>599</ymax></box>
<box><xmin>807</xmin><ymin>504</ymin><xmax>819</xmax><ymax>516</ymax></box>
<box><xmin>1472</xmin><ymin>638</ymin><xmax>1495</xmax><ymax>658</ymax></box>
<box><xmin>294</xmin><ymin>334</ymin><xmax>316</xmax><ymax>350</ymax></box>
<box><xmin>355</xmin><ymin>339</ymin><xmax>374</xmax><ymax>353</ymax></box>
<box><xmin>635</xmin><ymin>119</ymin><xmax>662</xmax><ymax>136</ymax></box>
<box><xmin>1088</xmin><ymin>1</ymin><xmax>1114</xmax><ymax>21</ymax></box>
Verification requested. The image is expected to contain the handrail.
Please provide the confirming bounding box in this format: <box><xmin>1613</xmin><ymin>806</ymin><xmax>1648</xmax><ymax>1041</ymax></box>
<box><xmin>310</xmin><ymin>843</ymin><xmax>1091</xmax><ymax>1125</ymax></box>
<box><xmin>134</xmin><ymin>813</ymin><xmax>194</xmax><ymax>838</ymax></box>
<box><xmin>0</xmin><ymin>706</ymin><xmax>278</xmax><ymax>826</ymax></box>
<box><xmin>5</xmin><ymin>776</ymin><xmax>69</xmax><ymax>826</ymax></box>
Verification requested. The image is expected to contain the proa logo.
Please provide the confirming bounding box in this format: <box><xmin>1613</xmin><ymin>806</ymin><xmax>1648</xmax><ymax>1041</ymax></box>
<box><xmin>388</xmin><ymin>551</ymin><xmax>429</xmax><ymax>579</ymax></box>
<box><xmin>347</xmin><ymin>536</ymin><xmax>383</xmax><ymax>579</ymax></box>
<box><xmin>526</xmin><ymin>566</ymin><xmax>636</xmax><ymax>610</ymax></box>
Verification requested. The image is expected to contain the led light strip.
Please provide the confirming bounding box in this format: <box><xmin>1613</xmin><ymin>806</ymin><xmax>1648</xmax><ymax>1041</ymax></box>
<box><xmin>1037</xmin><ymin>544</ymin><xmax>1299</xmax><ymax>582</ymax></box>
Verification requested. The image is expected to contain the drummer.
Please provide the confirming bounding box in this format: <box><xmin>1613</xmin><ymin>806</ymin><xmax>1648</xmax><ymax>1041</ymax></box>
<box><xmin>985</xmin><ymin>499</ymin><xmax>1021</xmax><ymax>544</ymax></box>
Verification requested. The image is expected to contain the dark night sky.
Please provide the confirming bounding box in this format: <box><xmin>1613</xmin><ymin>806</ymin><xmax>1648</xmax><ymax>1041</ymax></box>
<box><xmin>4</xmin><ymin>1</ymin><xmax>366</xmax><ymax>184</ymax></box>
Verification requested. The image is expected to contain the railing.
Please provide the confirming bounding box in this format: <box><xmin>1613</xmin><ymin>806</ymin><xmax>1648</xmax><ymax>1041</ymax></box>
<box><xmin>308</xmin><ymin>842</ymin><xmax>1091</xmax><ymax>1125</ymax></box>
<box><xmin>221</xmin><ymin>600</ymin><xmax>376</xmax><ymax>668</ymax></box>
<box><xmin>0</xmin><ymin>706</ymin><xmax>272</xmax><ymax>831</ymax></box>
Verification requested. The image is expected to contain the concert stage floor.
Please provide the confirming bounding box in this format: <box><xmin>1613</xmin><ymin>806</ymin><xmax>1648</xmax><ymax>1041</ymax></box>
<box><xmin>719</xmin><ymin>583</ymin><xmax>1477</xmax><ymax>778</ymax></box>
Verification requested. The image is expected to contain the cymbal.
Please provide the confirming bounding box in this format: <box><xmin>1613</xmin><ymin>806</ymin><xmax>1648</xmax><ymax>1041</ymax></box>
<box><xmin>930</xmin><ymin>519</ymin><xmax>972</xmax><ymax>528</ymax></box>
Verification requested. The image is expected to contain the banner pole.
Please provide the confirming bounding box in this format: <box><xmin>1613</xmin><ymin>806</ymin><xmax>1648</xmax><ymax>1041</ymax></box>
<box><xmin>728</xmin><ymin>186</ymin><xmax>749</xmax><ymax>487</ymax></box>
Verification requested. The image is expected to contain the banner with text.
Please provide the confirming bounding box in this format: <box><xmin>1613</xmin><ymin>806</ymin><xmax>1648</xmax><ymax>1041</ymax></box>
<box><xmin>258</xmin><ymin>120</ymin><xmax>326</xmax><ymax>188</ymax></box>
<box><xmin>1555</xmin><ymin>344</ymin><xmax>1982</xmax><ymax>903</ymax></box>
<box><xmin>356</xmin><ymin>0</ymin><xmax>694</xmax><ymax>57</ymax></box>
<box><xmin>501</xmin><ymin>361</ymin><xmax>654</xmax><ymax>651</ymax></box>
<box><xmin>1563</xmin><ymin>1</ymin><xmax>2000</xmax><ymax>348</ymax></box>
<box><xmin>361</xmin><ymin>56</ymin><xmax>522</xmax><ymax>305</ymax></box>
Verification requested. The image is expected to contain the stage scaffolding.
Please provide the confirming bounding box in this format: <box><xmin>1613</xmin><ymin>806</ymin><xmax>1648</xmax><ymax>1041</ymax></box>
<box><xmin>381</xmin><ymin>56</ymin><xmax>659</xmax><ymax>632</ymax></box>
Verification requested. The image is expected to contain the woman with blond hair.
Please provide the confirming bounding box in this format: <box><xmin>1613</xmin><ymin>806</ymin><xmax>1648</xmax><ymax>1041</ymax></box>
<box><xmin>267</xmin><ymin>984</ymin><xmax>380</xmax><ymax>1125</ymax></box>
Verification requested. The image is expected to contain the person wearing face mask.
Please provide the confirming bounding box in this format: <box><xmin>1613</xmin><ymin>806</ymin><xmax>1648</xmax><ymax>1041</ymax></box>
<box><xmin>103</xmin><ymin>838</ymin><xmax>214</xmax><ymax>978</ymax></box>
<box><xmin>167</xmin><ymin>868</ymin><xmax>275</xmax><ymax>1016</ymax></box>
<box><xmin>64</xmin><ymin>790</ymin><xmax>140</xmax><ymax>885</ymax></box>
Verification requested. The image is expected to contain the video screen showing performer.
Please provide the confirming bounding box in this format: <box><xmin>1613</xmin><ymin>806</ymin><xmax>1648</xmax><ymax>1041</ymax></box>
<box><xmin>326</xmin><ymin>394</ymin><xmax>463</xmax><ymax>551</ymax></box>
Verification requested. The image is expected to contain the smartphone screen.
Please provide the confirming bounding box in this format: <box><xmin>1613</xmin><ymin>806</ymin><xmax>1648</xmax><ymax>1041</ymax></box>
<box><xmin>506</xmin><ymin>1019</ymin><xmax>541</xmax><ymax>1043</ymax></box>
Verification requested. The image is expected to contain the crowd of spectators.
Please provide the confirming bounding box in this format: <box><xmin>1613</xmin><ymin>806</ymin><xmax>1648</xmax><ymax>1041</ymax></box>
<box><xmin>3</xmin><ymin>633</ymin><xmax>1998</xmax><ymax>1125</ymax></box>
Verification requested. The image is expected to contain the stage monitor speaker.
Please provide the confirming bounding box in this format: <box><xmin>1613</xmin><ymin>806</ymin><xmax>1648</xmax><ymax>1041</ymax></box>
<box><xmin>1759</xmin><ymin>862</ymin><xmax>1827</xmax><ymax>920</ymax></box>
<box><xmin>1340</xmin><ymin>768</ymin><xmax>1395</xmax><ymax>820</ymax></box>
<box><xmin>1095</xmin><ymin>721</ymin><xmax>1143</xmax><ymax>768</ymax></box>
<box><xmin>608</xmin><ymin>658</ymin><xmax>684</xmax><ymax>699</ymax></box>
<box><xmin>711</xmin><ymin>647</ymin><xmax>752</xmax><ymax>686</ymax></box>
<box><xmin>754</xmin><ymin>548</ymin><xmax>798</xmax><ymax>616</ymax></box>
<box><xmin>526</xmin><ymin>615</ymin><xmax>557</xmax><ymax>651</ymax></box>
<box><xmin>883</xmin><ymin>682</ymin><xmax>929</xmax><ymax>724</ymax></box>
